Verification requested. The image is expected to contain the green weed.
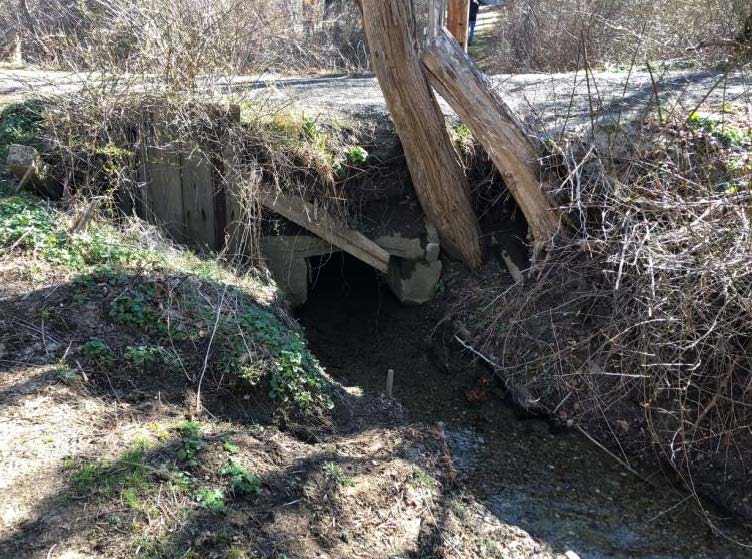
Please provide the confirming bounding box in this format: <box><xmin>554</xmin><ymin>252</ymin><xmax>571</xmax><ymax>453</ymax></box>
<box><xmin>413</xmin><ymin>467</ymin><xmax>437</xmax><ymax>488</ymax></box>
<box><xmin>175</xmin><ymin>421</ymin><xmax>206</xmax><ymax>468</ymax></box>
<box><xmin>451</xmin><ymin>123</ymin><xmax>474</xmax><ymax>153</ymax></box>
<box><xmin>82</xmin><ymin>337</ymin><xmax>114</xmax><ymax>368</ymax></box>
<box><xmin>121</xmin><ymin>487</ymin><xmax>143</xmax><ymax>509</ymax></box>
<box><xmin>322</xmin><ymin>461</ymin><xmax>355</xmax><ymax>487</ymax></box>
<box><xmin>343</xmin><ymin>145</ymin><xmax>368</xmax><ymax>165</ymax></box>
<box><xmin>54</xmin><ymin>363</ymin><xmax>80</xmax><ymax>384</ymax></box>
<box><xmin>124</xmin><ymin>345</ymin><xmax>166</xmax><ymax>366</ymax></box>
<box><xmin>168</xmin><ymin>470</ymin><xmax>198</xmax><ymax>494</ymax></box>
<box><xmin>688</xmin><ymin>112</ymin><xmax>752</xmax><ymax>147</ymax></box>
<box><xmin>222</xmin><ymin>459</ymin><xmax>261</xmax><ymax>496</ymax></box>
<box><xmin>195</xmin><ymin>487</ymin><xmax>225</xmax><ymax>513</ymax></box>
<box><xmin>222</xmin><ymin>438</ymin><xmax>240</xmax><ymax>454</ymax></box>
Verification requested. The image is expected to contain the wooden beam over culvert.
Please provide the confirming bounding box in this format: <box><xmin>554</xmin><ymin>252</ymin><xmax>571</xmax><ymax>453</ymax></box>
<box><xmin>257</xmin><ymin>189</ymin><xmax>390</xmax><ymax>274</ymax></box>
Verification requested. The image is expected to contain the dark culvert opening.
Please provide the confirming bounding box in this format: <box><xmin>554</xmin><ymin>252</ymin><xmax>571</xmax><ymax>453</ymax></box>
<box><xmin>305</xmin><ymin>251</ymin><xmax>387</xmax><ymax>303</ymax></box>
<box><xmin>295</xmin><ymin>188</ymin><xmax>534</xmax><ymax>425</ymax></box>
<box><xmin>297</xmin><ymin>250</ymin><xmax>494</xmax><ymax>425</ymax></box>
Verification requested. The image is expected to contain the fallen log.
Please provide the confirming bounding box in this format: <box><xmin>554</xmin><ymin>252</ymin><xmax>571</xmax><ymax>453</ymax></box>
<box><xmin>356</xmin><ymin>0</ymin><xmax>482</xmax><ymax>269</ymax></box>
<box><xmin>422</xmin><ymin>28</ymin><xmax>561</xmax><ymax>246</ymax></box>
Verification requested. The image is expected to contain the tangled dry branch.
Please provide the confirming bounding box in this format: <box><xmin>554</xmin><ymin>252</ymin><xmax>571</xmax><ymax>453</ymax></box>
<box><xmin>458</xmin><ymin>107</ymin><xmax>752</xmax><ymax>518</ymax></box>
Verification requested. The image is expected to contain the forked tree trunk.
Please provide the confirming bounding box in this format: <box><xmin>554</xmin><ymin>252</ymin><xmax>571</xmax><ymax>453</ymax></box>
<box><xmin>422</xmin><ymin>28</ymin><xmax>560</xmax><ymax>246</ymax></box>
<box><xmin>356</xmin><ymin>0</ymin><xmax>481</xmax><ymax>268</ymax></box>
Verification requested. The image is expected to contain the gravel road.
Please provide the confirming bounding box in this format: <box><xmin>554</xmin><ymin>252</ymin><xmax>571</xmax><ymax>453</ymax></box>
<box><xmin>1</xmin><ymin>65</ymin><xmax>749</xmax><ymax>135</ymax></box>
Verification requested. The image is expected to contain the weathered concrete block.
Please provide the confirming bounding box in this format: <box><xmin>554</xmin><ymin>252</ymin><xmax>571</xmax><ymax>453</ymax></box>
<box><xmin>261</xmin><ymin>236</ymin><xmax>340</xmax><ymax>307</ymax></box>
<box><xmin>387</xmin><ymin>257</ymin><xmax>443</xmax><ymax>304</ymax></box>
<box><xmin>7</xmin><ymin>144</ymin><xmax>39</xmax><ymax>177</ymax></box>
<box><xmin>425</xmin><ymin>242</ymin><xmax>440</xmax><ymax>262</ymax></box>
<box><xmin>375</xmin><ymin>232</ymin><xmax>425</xmax><ymax>259</ymax></box>
<box><xmin>6</xmin><ymin>144</ymin><xmax>61</xmax><ymax>199</ymax></box>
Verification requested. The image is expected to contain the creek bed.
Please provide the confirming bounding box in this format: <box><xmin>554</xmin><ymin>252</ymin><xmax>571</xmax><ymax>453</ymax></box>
<box><xmin>298</xmin><ymin>253</ymin><xmax>751</xmax><ymax>558</ymax></box>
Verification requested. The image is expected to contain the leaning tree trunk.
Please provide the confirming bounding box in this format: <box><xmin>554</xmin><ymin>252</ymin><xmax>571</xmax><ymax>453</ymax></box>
<box><xmin>422</xmin><ymin>28</ymin><xmax>560</xmax><ymax>246</ymax></box>
<box><xmin>356</xmin><ymin>0</ymin><xmax>482</xmax><ymax>268</ymax></box>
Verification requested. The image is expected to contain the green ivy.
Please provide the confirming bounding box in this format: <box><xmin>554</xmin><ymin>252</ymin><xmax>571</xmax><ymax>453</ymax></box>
<box><xmin>82</xmin><ymin>337</ymin><xmax>115</xmax><ymax>369</ymax></box>
<box><xmin>237</xmin><ymin>305</ymin><xmax>331</xmax><ymax>410</ymax></box>
<box><xmin>688</xmin><ymin>112</ymin><xmax>752</xmax><ymax>147</ymax></box>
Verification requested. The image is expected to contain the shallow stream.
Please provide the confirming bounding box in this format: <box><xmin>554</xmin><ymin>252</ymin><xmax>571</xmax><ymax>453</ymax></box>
<box><xmin>298</xmin><ymin>253</ymin><xmax>751</xmax><ymax>559</ymax></box>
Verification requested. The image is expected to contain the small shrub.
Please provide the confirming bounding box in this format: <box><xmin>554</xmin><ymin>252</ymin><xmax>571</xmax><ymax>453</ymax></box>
<box><xmin>175</xmin><ymin>421</ymin><xmax>206</xmax><ymax>468</ymax></box>
<box><xmin>343</xmin><ymin>145</ymin><xmax>368</xmax><ymax>165</ymax></box>
<box><xmin>55</xmin><ymin>363</ymin><xmax>80</xmax><ymax>384</ymax></box>
<box><xmin>451</xmin><ymin>124</ymin><xmax>474</xmax><ymax>153</ymax></box>
<box><xmin>124</xmin><ymin>345</ymin><xmax>165</xmax><ymax>367</ymax></box>
<box><xmin>322</xmin><ymin>461</ymin><xmax>354</xmax><ymax>487</ymax></box>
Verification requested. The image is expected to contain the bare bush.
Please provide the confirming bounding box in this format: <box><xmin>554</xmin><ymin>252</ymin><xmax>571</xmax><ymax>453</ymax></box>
<box><xmin>1</xmin><ymin>0</ymin><xmax>369</xmax><ymax>74</ymax></box>
<box><xmin>454</xmin><ymin>105</ymin><xmax>752</xmax><ymax>520</ymax></box>
<box><xmin>483</xmin><ymin>0</ymin><xmax>750</xmax><ymax>73</ymax></box>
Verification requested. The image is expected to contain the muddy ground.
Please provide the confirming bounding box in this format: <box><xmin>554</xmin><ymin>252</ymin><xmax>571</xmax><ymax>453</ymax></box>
<box><xmin>0</xmin><ymin>252</ymin><xmax>573</xmax><ymax>559</ymax></box>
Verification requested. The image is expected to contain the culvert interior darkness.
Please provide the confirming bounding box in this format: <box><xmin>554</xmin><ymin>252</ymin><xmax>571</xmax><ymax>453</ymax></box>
<box><xmin>296</xmin><ymin>250</ymin><xmax>468</xmax><ymax>421</ymax></box>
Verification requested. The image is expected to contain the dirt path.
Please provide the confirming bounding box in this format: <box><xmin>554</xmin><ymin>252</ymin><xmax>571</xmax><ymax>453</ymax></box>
<box><xmin>469</xmin><ymin>3</ymin><xmax>505</xmax><ymax>65</ymax></box>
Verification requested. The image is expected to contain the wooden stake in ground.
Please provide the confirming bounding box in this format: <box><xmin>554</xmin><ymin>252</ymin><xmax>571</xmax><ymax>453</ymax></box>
<box><xmin>422</xmin><ymin>28</ymin><xmax>560</xmax><ymax>246</ymax></box>
<box><xmin>356</xmin><ymin>0</ymin><xmax>482</xmax><ymax>269</ymax></box>
<box><xmin>447</xmin><ymin>0</ymin><xmax>470</xmax><ymax>52</ymax></box>
<box><xmin>386</xmin><ymin>369</ymin><xmax>394</xmax><ymax>398</ymax></box>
